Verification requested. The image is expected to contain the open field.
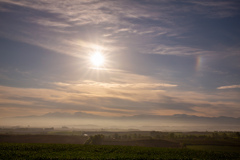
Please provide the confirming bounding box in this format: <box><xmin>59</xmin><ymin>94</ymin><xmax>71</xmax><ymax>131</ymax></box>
<box><xmin>186</xmin><ymin>145</ymin><xmax>240</xmax><ymax>153</ymax></box>
<box><xmin>1</xmin><ymin>143</ymin><xmax>240</xmax><ymax>160</ymax></box>
<box><xmin>0</xmin><ymin>135</ymin><xmax>88</xmax><ymax>144</ymax></box>
<box><xmin>103</xmin><ymin>139</ymin><xmax>180</xmax><ymax>148</ymax></box>
<box><xmin>1</xmin><ymin>131</ymin><xmax>240</xmax><ymax>159</ymax></box>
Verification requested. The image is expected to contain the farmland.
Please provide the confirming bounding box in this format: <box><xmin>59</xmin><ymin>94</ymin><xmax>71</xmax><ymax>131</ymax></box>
<box><xmin>1</xmin><ymin>130</ymin><xmax>240</xmax><ymax>159</ymax></box>
<box><xmin>1</xmin><ymin>143</ymin><xmax>240</xmax><ymax>160</ymax></box>
<box><xmin>187</xmin><ymin>145</ymin><xmax>240</xmax><ymax>153</ymax></box>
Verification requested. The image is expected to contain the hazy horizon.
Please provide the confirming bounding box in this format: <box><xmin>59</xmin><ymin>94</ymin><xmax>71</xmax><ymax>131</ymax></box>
<box><xmin>1</xmin><ymin>111</ymin><xmax>240</xmax><ymax>132</ymax></box>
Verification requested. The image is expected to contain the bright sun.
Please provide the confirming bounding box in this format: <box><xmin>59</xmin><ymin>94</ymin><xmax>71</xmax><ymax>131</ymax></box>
<box><xmin>90</xmin><ymin>52</ymin><xmax>105</xmax><ymax>67</ymax></box>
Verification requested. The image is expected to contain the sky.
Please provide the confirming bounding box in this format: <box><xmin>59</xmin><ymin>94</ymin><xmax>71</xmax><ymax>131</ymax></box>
<box><xmin>0</xmin><ymin>0</ymin><xmax>240</xmax><ymax>119</ymax></box>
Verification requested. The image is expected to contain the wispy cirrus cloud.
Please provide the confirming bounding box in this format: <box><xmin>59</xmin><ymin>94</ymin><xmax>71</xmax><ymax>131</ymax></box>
<box><xmin>189</xmin><ymin>0</ymin><xmax>240</xmax><ymax>18</ymax></box>
<box><xmin>2</xmin><ymin>0</ymin><xmax>233</xmax><ymax>58</ymax></box>
<box><xmin>29</xmin><ymin>18</ymin><xmax>70</xmax><ymax>28</ymax></box>
<box><xmin>1</xmin><ymin>80</ymin><xmax>240</xmax><ymax>118</ymax></box>
<box><xmin>151</xmin><ymin>45</ymin><xmax>212</xmax><ymax>56</ymax></box>
<box><xmin>53</xmin><ymin>69</ymin><xmax>178</xmax><ymax>102</ymax></box>
<box><xmin>217</xmin><ymin>85</ymin><xmax>240</xmax><ymax>90</ymax></box>
<box><xmin>1</xmin><ymin>66</ymin><xmax>240</xmax><ymax>118</ymax></box>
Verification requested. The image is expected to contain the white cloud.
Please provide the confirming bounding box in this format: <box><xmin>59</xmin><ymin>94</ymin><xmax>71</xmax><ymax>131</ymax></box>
<box><xmin>2</xmin><ymin>0</ymin><xmax>235</xmax><ymax>59</ymax></box>
<box><xmin>0</xmin><ymin>0</ymin><xmax>190</xmax><ymax>57</ymax></box>
<box><xmin>53</xmin><ymin>69</ymin><xmax>178</xmax><ymax>103</ymax></box>
<box><xmin>29</xmin><ymin>18</ymin><xmax>70</xmax><ymax>28</ymax></box>
<box><xmin>217</xmin><ymin>85</ymin><xmax>240</xmax><ymax>90</ymax></box>
<box><xmin>189</xmin><ymin>0</ymin><xmax>239</xmax><ymax>18</ymax></box>
<box><xmin>0</xmin><ymin>79</ymin><xmax>240</xmax><ymax>118</ymax></box>
<box><xmin>152</xmin><ymin>45</ymin><xmax>212</xmax><ymax>56</ymax></box>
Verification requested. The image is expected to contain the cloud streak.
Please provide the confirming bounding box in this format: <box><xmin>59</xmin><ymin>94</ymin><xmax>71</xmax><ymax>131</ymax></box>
<box><xmin>1</xmin><ymin>0</ymin><xmax>237</xmax><ymax>59</ymax></box>
<box><xmin>217</xmin><ymin>85</ymin><xmax>240</xmax><ymax>90</ymax></box>
<box><xmin>0</xmin><ymin>77</ymin><xmax>239</xmax><ymax>118</ymax></box>
<box><xmin>189</xmin><ymin>0</ymin><xmax>239</xmax><ymax>18</ymax></box>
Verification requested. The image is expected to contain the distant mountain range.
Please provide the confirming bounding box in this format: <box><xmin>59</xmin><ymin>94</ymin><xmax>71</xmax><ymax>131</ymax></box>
<box><xmin>11</xmin><ymin>112</ymin><xmax>240</xmax><ymax>125</ymax></box>
<box><xmin>1</xmin><ymin>112</ymin><xmax>240</xmax><ymax>131</ymax></box>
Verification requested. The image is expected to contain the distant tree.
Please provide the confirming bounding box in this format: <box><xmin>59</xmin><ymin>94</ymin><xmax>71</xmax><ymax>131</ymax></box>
<box><xmin>150</xmin><ymin>131</ymin><xmax>159</xmax><ymax>138</ymax></box>
<box><xmin>114</xmin><ymin>133</ymin><xmax>119</xmax><ymax>139</ymax></box>
<box><xmin>137</xmin><ymin>134</ymin><xmax>142</xmax><ymax>138</ymax></box>
<box><xmin>236</xmin><ymin>132</ymin><xmax>240</xmax><ymax>138</ymax></box>
<box><xmin>222</xmin><ymin>133</ymin><xmax>227</xmax><ymax>139</ymax></box>
<box><xmin>156</xmin><ymin>135</ymin><xmax>161</xmax><ymax>139</ymax></box>
<box><xmin>180</xmin><ymin>142</ymin><xmax>186</xmax><ymax>148</ymax></box>
<box><xmin>212</xmin><ymin>132</ymin><xmax>219</xmax><ymax>139</ymax></box>
<box><xmin>133</xmin><ymin>133</ymin><xmax>137</xmax><ymax>139</ymax></box>
<box><xmin>169</xmin><ymin>133</ymin><xmax>175</xmax><ymax>138</ymax></box>
<box><xmin>84</xmin><ymin>134</ymin><xmax>104</xmax><ymax>145</ymax></box>
<box><xmin>122</xmin><ymin>134</ymin><xmax>128</xmax><ymax>139</ymax></box>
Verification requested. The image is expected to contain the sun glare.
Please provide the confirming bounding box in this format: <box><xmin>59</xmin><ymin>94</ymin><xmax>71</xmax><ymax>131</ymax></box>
<box><xmin>90</xmin><ymin>52</ymin><xmax>105</xmax><ymax>68</ymax></box>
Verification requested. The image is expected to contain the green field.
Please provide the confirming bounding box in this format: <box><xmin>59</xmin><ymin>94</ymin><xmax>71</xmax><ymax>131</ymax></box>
<box><xmin>187</xmin><ymin>145</ymin><xmax>240</xmax><ymax>153</ymax></box>
<box><xmin>1</xmin><ymin>143</ymin><xmax>240</xmax><ymax>160</ymax></box>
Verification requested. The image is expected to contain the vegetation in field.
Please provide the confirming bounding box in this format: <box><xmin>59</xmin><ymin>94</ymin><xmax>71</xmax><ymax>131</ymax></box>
<box><xmin>1</xmin><ymin>131</ymin><xmax>240</xmax><ymax>159</ymax></box>
<box><xmin>1</xmin><ymin>143</ymin><xmax>240</xmax><ymax>160</ymax></box>
<box><xmin>84</xmin><ymin>134</ymin><xmax>104</xmax><ymax>145</ymax></box>
<box><xmin>187</xmin><ymin>145</ymin><xmax>240</xmax><ymax>153</ymax></box>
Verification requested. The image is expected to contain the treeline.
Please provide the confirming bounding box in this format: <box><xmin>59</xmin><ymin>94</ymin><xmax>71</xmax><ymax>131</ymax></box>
<box><xmin>83</xmin><ymin>131</ymin><xmax>240</xmax><ymax>143</ymax></box>
<box><xmin>93</xmin><ymin>131</ymin><xmax>240</xmax><ymax>140</ymax></box>
<box><xmin>105</xmin><ymin>133</ymin><xmax>152</xmax><ymax>140</ymax></box>
<box><xmin>149</xmin><ymin>131</ymin><xmax>240</xmax><ymax>140</ymax></box>
<box><xmin>84</xmin><ymin>134</ymin><xmax>104</xmax><ymax>145</ymax></box>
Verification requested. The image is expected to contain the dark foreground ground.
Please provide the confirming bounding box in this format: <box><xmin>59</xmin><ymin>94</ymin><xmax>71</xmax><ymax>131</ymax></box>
<box><xmin>0</xmin><ymin>134</ymin><xmax>88</xmax><ymax>144</ymax></box>
<box><xmin>0</xmin><ymin>134</ymin><xmax>180</xmax><ymax>147</ymax></box>
<box><xmin>1</xmin><ymin>132</ymin><xmax>240</xmax><ymax>159</ymax></box>
<box><xmin>1</xmin><ymin>143</ymin><xmax>240</xmax><ymax>160</ymax></box>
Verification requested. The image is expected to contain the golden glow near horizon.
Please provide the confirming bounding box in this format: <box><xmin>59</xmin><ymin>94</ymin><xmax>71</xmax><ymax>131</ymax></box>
<box><xmin>90</xmin><ymin>52</ymin><xmax>105</xmax><ymax>68</ymax></box>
